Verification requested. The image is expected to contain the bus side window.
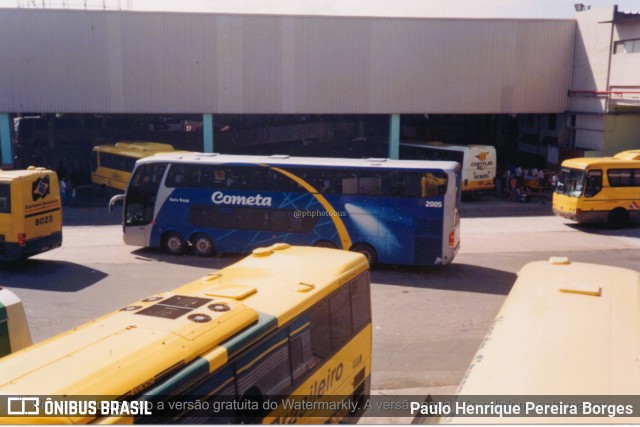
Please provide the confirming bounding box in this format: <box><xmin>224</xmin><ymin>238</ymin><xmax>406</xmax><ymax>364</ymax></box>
<box><xmin>289</xmin><ymin>317</ymin><xmax>316</xmax><ymax>381</ymax></box>
<box><xmin>350</xmin><ymin>272</ymin><xmax>372</xmax><ymax>332</ymax></box>
<box><xmin>236</xmin><ymin>329</ymin><xmax>292</xmax><ymax>398</ymax></box>
<box><xmin>308</xmin><ymin>300</ymin><xmax>332</xmax><ymax>359</ymax></box>
<box><xmin>0</xmin><ymin>184</ymin><xmax>10</xmax><ymax>213</ymax></box>
<box><xmin>584</xmin><ymin>170</ymin><xmax>602</xmax><ymax>198</ymax></box>
<box><xmin>421</xmin><ymin>172</ymin><xmax>447</xmax><ymax>198</ymax></box>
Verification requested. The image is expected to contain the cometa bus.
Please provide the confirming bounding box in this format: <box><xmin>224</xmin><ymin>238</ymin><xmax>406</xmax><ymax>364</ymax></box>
<box><xmin>441</xmin><ymin>257</ymin><xmax>640</xmax><ymax>424</ymax></box>
<box><xmin>91</xmin><ymin>141</ymin><xmax>176</xmax><ymax>191</ymax></box>
<box><xmin>0</xmin><ymin>245</ymin><xmax>372</xmax><ymax>424</ymax></box>
<box><xmin>109</xmin><ymin>153</ymin><xmax>461</xmax><ymax>266</ymax></box>
<box><xmin>0</xmin><ymin>167</ymin><xmax>62</xmax><ymax>261</ymax></box>
<box><xmin>553</xmin><ymin>149</ymin><xmax>640</xmax><ymax>228</ymax></box>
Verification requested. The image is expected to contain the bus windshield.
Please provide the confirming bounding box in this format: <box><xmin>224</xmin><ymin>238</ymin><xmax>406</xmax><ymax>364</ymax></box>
<box><xmin>556</xmin><ymin>167</ymin><xmax>586</xmax><ymax>197</ymax></box>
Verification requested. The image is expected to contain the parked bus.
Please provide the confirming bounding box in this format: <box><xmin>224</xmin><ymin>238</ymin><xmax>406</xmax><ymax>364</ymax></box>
<box><xmin>91</xmin><ymin>141</ymin><xmax>175</xmax><ymax>191</ymax></box>
<box><xmin>0</xmin><ymin>167</ymin><xmax>62</xmax><ymax>261</ymax></box>
<box><xmin>552</xmin><ymin>150</ymin><xmax>640</xmax><ymax>228</ymax></box>
<box><xmin>0</xmin><ymin>244</ymin><xmax>372</xmax><ymax>424</ymax></box>
<box><xmin>399</xmin><ymin>142</ymin><xmax>496</xmax><ymax>193</ymax></box>
<box><xmin>109</xmin><ymin>153</ymin><xmax>461</xmax><ymax>266</ymax></box>
<box><xmin>442</xmin><ymin>257</ymin><xmax>640</xmax><ymax>424</ymax></box>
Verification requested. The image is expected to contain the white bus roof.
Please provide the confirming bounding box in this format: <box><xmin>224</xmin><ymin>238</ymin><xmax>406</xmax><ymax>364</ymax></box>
<box><xmin>401</xmin><ymin>141</ymin><xmax>496</xmax><ymax>151</ymax></box>
<box><xmin>137</xmin><ymin>152</ymin><xmax>460</xmax><ymax>171</ymax></box>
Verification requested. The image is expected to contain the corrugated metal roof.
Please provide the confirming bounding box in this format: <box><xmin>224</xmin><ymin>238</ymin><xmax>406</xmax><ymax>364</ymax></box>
<box><xmin>0</xmin><ymin>9</ymin><xmax>575</xmax><ymax>114</ymax></box>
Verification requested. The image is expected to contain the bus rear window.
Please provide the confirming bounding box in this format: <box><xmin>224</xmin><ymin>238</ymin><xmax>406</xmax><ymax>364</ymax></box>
<box><xmin>0</xmin><ymin>184</ymin><xmax>10</xmax><ymax>213</ymax></box>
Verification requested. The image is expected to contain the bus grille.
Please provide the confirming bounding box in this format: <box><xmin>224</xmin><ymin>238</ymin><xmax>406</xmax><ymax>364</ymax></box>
<box><xmin>414</xmin><ymin>237</ymin><xmax>441</xmax><ymax>263</ymax></box>
<box><xmin>416</xmin><ymin>219</ymin><xmax>443</xmax><ymax>236</ymax></box>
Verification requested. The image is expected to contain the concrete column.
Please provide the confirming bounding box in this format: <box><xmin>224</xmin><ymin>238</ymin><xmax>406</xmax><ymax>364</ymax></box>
<box><xmin>203</xmin><ymin>114</ymin><xmax>214</xmax><ymax>153</ymax></box>
<box><xmin>388</xmin><ymin>114</ymin><xmax>400</xmax><ymax>159</ymax></box>
<box><xmin>0</xmin><ymin>114</ymin><xmax>12</xmax><ymax>168</ymax></box>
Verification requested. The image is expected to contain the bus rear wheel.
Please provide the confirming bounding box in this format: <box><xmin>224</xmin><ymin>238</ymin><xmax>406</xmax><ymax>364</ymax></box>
<box><xmin>162</xmin><ymin>231</ymin><xmax>185</xmax><ymax>255</ymax></box>
<box><xmin>350</xmin><ymin>243</ymin><xmax>377</xmax><ymax>267</ymax></box>
<box><xmin>192</xmin><ymin>233</ymin><xmax>214</xmax><ymax>257</ymax></box>
<box><xmin>607</xmin><ymin>208</ymin><xmax>629</xmax><ymax>229</ymax></box>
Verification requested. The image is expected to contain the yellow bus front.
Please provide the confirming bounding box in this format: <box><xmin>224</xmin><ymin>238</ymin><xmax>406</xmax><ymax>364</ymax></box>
<box><xmin>552</xmin><ymin>159</ymin><xmax>600</xmax><ymax>223</ymax></box>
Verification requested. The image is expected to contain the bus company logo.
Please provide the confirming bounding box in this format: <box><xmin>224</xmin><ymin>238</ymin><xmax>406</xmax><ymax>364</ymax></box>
<box><xmin>475</xmin><ymin>152</ymin><xmax>490</xmax><ymax>161</ymax></box>
<box><xmin>32</xmin><ymin>176</ymin><xmax>50</xmax><ymax>201</ymax></box>
<box><xmin>471</xmin><ymin>152</ymin><xmax>493</xmax><ymax>169</ymax></box>
<box><xmin>211</xmin><ymin>191</ymin><xmax>272</xmax><ymax>207</ymax></box>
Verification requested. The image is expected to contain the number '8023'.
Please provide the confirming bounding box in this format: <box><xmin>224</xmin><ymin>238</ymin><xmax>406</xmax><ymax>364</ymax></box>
<box><xmin>35</xmin><ymin>215</ymin><xmax>53</xmax><ymax>226</ymax></box>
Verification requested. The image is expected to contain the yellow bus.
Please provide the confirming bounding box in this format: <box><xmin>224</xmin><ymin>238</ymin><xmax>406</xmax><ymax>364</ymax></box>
<box><xmin>0</xmin><ymin>244</ymin><xmax>372</xmax><ymax>424</ymax></box>
<box><xmin>442</xmin><ymin>257</ymin><xmax>640</xmax><ymax>424</ymax></box>
<box><xmin>552</xmin><ymin>150</ymin><xmax>640</xmax><ymax>228</ymax></box>
<box><xmin>91</xmin><ymin>142</ymin><xmax>175</xmax><ymax>191</ymax></box>
<box><xmin>0</xmin><ymin>167</ymin><xmax>62</xmax><ymax>261</ymax></box>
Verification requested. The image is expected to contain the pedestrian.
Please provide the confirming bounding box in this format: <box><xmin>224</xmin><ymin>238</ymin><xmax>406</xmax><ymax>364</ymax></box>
<box><xmin>515</xmin><ymin>166</ymin><xmax>523</xmax><ymax>186</ymax></box>
<box><xmin>60</xmin><ymin>177</ymin><xmax>67</xmax><ymax>204</ymax></box>
<box><xmin>66</xmin><ymin>177</ymin><xmax>77</xmax><ymax>206</ymax></box>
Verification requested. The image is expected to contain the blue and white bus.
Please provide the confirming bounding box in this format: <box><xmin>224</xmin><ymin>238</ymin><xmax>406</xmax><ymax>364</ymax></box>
<box><xmin>110</xmin><ymin>153</ymin><xmax>461</xmax><ymax>266</ymax></box>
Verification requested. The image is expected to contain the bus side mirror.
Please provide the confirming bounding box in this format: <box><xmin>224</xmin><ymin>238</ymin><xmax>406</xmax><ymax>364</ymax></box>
<box><xmin>108</xmin><ymin>194</ymin><xmax>125</xmax><ymax>214</ymax></box>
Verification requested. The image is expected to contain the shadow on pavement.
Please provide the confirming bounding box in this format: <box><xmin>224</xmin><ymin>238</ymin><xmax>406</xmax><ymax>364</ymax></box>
<box><xmin>130</xmin><ymin>247</ymin><xmax>243</xmax><ymax>269</ymax></box>
<box><xmin>0</xmin><ymin>259</ymin><xmax>108</xmax><ymax>292</ymax></box>
<box><xmin>372</xmin><ymin>263</ymin><xmax>516</xmax><ymax>296</ymax></box>
<box><xmin>460</xmin><ymin>192</ymin><xmax>553</xmax><ymax>218</ymax></box>
<box><xmin>565</xmin><ymin>221</ymin><xmax>640</xmax><ymax>238</ymax></box>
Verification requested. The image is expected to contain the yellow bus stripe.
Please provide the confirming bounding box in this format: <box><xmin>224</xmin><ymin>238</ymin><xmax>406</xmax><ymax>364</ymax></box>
<box><xmin>268</xmin><ymin>166</ymin><xmax>353</xmax><ymax>250</ymax></box>
<box><xmin>290</xmin><ymin>321</ymin><xmax>310</xmax><ymax>337</ymax></box>
<box><xmin>236</xmin><ymin>336</ymin><xmax>289</xmax><ymax>375</ymax></box>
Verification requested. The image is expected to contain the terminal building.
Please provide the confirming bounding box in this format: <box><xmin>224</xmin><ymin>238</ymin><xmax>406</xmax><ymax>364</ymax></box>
<box><xmin>0</xmin><ymin>4</ymin><xmax>638</xmax><ymax>181</ymax></box>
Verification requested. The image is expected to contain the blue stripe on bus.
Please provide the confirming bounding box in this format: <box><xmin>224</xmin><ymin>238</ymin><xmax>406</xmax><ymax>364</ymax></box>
<box><xmin>140</xmin><ymin>357</ymin><xmax>210</xmax><ymax>397</ymax></box>
<box><xmin>221</xmin><ymin>312</ymin><xmax>278</xmax><ymax>359</ymax></box>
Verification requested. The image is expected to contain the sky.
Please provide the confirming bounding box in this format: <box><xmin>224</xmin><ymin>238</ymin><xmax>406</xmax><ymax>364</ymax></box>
<box><xmin>4</xmin><ymin>0</ymin><xmax>640</xmax><ymax>19</ymax></box>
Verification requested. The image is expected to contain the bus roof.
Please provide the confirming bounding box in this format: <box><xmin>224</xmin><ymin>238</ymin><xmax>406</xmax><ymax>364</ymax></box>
<box><xmin>401</xmin><ymin>141</ymin><xmax>496</xmax><ymax>151</ymax></box>
<box><xmin>458</xmin><ymin>257</ymin><xmax>640</xmax><ymax>395</ymax></box>
<box><xmin>0</xmin><ymin>167</ymin><xmax>53</xmax><ymax>182</ymax></box>
<box><xmin>613</xmin><ymin>150</ymin><xmax>640</xmax><ymax>161</ymax></box>
<box><xmin>0</xmin><ymin>245</ymin><xmax>367</xmax><ymax>401</ymax></box>
<box><xmin>92</xmin><ymin>141</ymin><xmax>175</xmax><ymax>159</ymax></box>
<box><xmin>137</xmin><ymin>152</ymin><xmax>460</xmax><ymax>171</ymax></box>
<box><xmin>561</xmin><ymin>156</ymin><xmax>640</xmax><ymax>169</ymax></box>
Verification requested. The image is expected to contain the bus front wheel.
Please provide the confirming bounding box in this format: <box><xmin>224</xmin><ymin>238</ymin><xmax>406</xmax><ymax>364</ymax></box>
<box><xmin>607</xmin><ymin>208</ymin><xmax>629</xmax><ymax>229</ymax></box>
<box><xmin>192</xmin><ymin>233</ymin><xmax>215</xmax><ymax>257</ymax></box>
<box><xmin>350</xmin><ymin>243</ymin><xmax>377</xmax><ymax>266</ymax></box>
<box><xmin>162</xmin><ymin>231</ymin><xmax>186</xmax><ymax>255</ymax></box>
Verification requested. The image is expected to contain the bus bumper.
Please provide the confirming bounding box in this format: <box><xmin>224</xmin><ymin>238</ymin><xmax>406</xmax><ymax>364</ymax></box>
<box><xmin>0</xmin><ymin>232</ymin><xmax>62</xmax><ymax>261</ymax></box>
<box><xmin>553</xmin><ymin>208</ymin><xmax>607</xmax><ymax>224</ymax></box>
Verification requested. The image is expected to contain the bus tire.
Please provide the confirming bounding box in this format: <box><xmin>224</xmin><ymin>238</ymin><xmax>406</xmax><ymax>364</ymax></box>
<box><xmin>607</xmin><ymin>208</ymin><xmax>629</xmax><ymax>229</ymax></box>
<box><xmin>313</xmin><ymin>240</ymin><xmax>338</xmax><ymax>249</ymax></box>
<box><xmin>162</xmin><ymin>231</ymin><xmax>186</xmax><ymax>255</ymax></box>
<box><xmin>350</xmin><ymin>243</ymin><xmax>378</xmax><ymax>266</ymax></box>
<box><xmin>191</xmin><ymin>233</ymin><xmax>214</xmax><ymax>257</ymax></box>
